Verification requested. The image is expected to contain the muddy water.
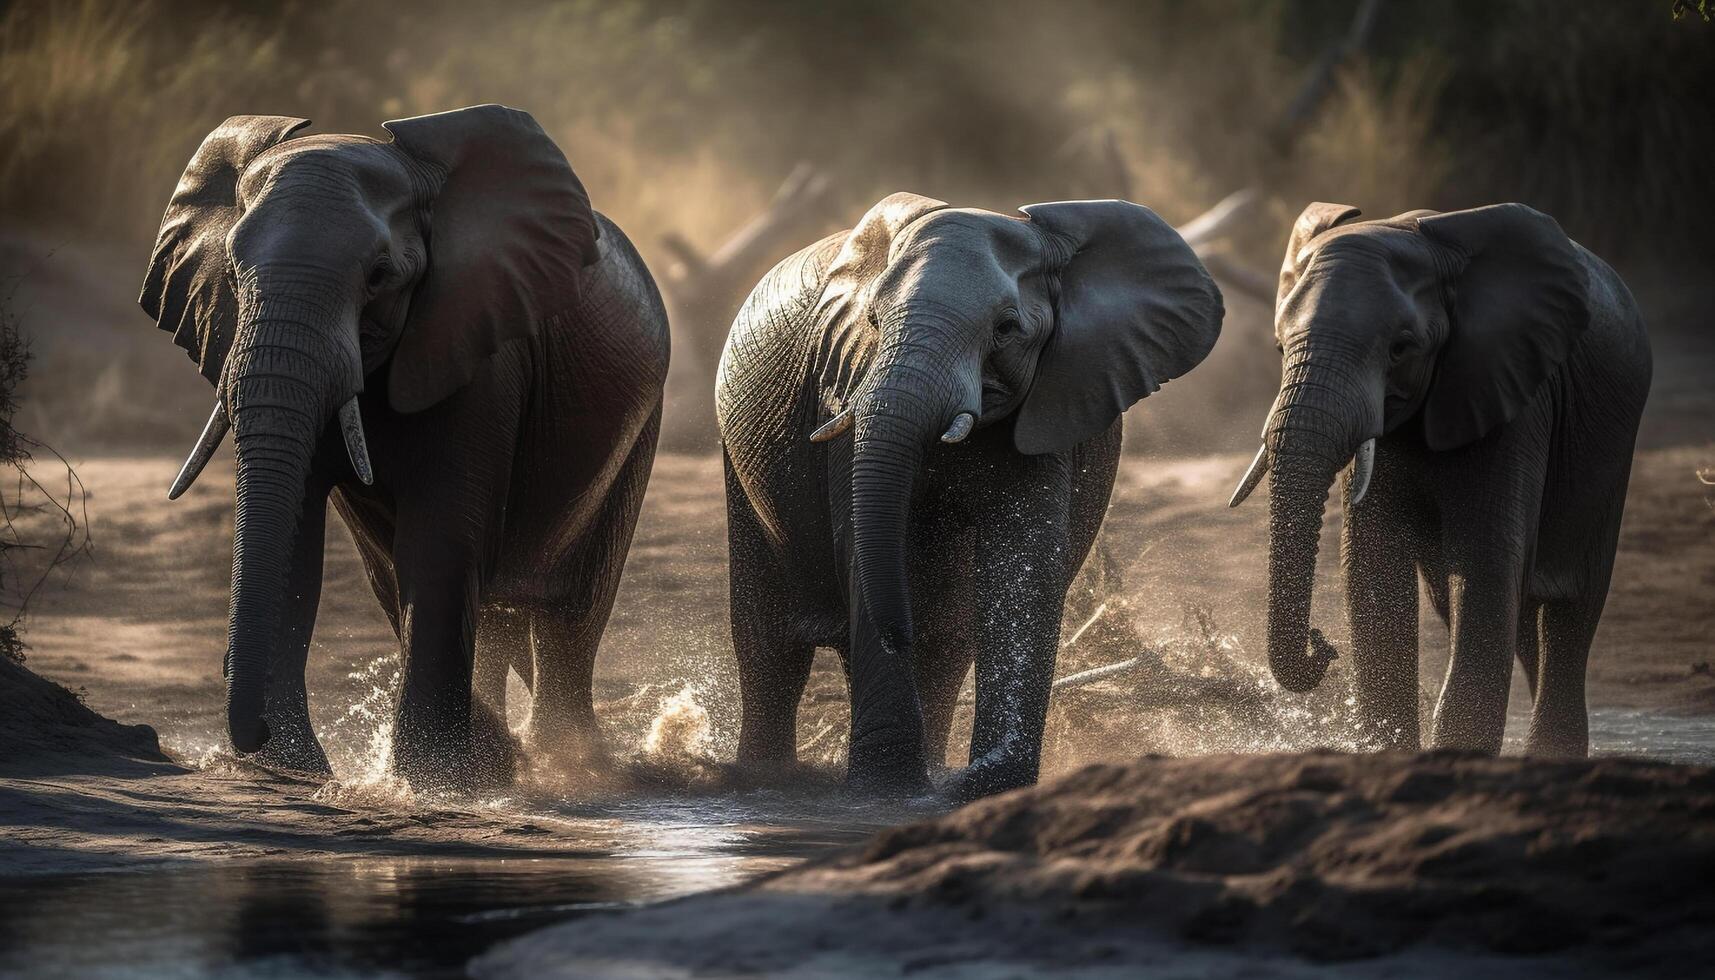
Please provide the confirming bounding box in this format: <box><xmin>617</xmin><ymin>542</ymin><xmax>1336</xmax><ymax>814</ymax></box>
<box><xmin>1</xmin><ymin>706</ymin><xmax>1708</xmax><ymax>980</ymax></box>
<box><xmin>0</xmin><ymin>791</ymin><xmax>913</xmax><ymax>979</ymax></box>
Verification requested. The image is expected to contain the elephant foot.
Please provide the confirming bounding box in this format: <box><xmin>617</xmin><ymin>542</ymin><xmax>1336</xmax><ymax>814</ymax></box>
<box><xmin>846</xmin><ymin>739</ymin><xmax>929</xmax><ymax>798</ymax></box>
<box><xmin>1523</xmin><ymin>729</ymin><xmax>1589</xmax><ymax>760</ymax></box>
<box><xmin>249</xmin><ymin>720</ymin><xmax>332</xmax><ymax>777</ymax></box>
<box><xmin>469</xmin><ymin>701</ymin><xmax>522</xmax><ymax>788</ymax></box>
<box><xmin>389</xmin><ymin>715</ymin><xmax>484</xmax><ymax>794</ymax></box>
<box><xmin>523</xmin><ymin>715</ymin><xmax>611</xmax><ymax>779</ymax></box>
<box><xmin>939</xmin><ymin>757</ymin><xmax>1034</xmax><ymax>803</ymax></box>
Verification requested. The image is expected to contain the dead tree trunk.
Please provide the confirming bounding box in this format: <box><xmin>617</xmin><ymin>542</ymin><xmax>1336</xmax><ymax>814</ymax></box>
<box><xmin>658</xmin><ymin>163</ymin><xmax>837</xmax><ymax>450</ymax></box>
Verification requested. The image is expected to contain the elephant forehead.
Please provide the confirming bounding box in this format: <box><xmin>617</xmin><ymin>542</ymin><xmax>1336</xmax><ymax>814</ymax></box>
<box><xmin>240</xmin><ymin>136</ymin><xmax>412</xmax><ymax>203</ymax></box>
<box><xmin>1279</xmin><ymin>242</ymin><xmax>1418</xmax><ymax>343</ymax></box>
<box><xmin>895</xmin><ymin>209</ymin><xmax>1042</xmax><ymax>269</ymax></box>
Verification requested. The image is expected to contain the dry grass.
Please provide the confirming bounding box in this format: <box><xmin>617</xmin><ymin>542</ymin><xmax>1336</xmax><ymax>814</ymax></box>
<box><xmin>10</xmin><ymin>0</ymin><xmax>1703</xmax><ymax>254</ymax></box>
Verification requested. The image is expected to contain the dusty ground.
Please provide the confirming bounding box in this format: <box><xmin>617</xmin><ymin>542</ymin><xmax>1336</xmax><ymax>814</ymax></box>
<box><xmin>475</xmin><ymin>751</ymin><xmax>1715</xmax><ymax>978</ymax></box>
<box><xmin>11</xmin><ymin>443</ymin><xmax>1715</xmax><ymax>772</ymax></box>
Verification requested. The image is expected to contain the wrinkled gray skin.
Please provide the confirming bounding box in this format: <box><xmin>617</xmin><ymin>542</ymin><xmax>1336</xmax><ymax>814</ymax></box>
<box><xmin>140</xmin><ymin>106</ymin><xmax>669</xmax><ymax>787</ymax></box>
<box><xmin>719</xmin><ymin>193</ymin><xmax>1222</xmax><ymax>799</ymax></box>
<box><xmin>1238</xmin><ymin>202</ymin><xmax>1650</xmax><ymax>757</ymax></box>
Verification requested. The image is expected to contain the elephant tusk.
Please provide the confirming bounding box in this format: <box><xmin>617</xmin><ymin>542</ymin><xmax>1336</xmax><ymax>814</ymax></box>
<box><xmin>1350</xmin><ymin>437</ymin><xmax>1375</xmax><ymax>505</ymax></box>
<box><xmin>940</xmin><ymin>412</ymin><xmax>975</xmax><ymax>444</ymax></box>
<box><xmin>339</xmin><ymin>397</ymin><xmax>374</xmax><ymax>485</ymax></box>
<box><xmin>1228</xmin><ymin>443</ymin><xmax>1269</xmax><ymax>508</ymax></box>
<box><xmin>168</xmin><ymin>400</ymin><xmax>231</xmax><ymax>500</ymax></box>
<box><xmin>809</xmin><ymin>406</ymin><xmax>854</xmax><ymax>444</ymax></box>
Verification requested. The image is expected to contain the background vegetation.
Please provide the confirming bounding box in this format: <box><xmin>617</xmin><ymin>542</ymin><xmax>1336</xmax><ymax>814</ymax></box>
<box><xmin>0</xmin><ymin>0</ymin><xmax>1708</xmax><ymax>452</ymax></box>
<box><xmin>3</xmin><ymin>0</ymin><xmax>1709</xmax><ymax>256</ymax></box>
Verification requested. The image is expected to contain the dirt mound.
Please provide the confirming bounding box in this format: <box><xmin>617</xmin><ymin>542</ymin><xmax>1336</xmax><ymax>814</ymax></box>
<box><xmin>0</xmin><ymin>656</ymin><xmax>169</xmax><ymax>775</ymax></box>
<box><xmin>477</xmin><ymin>752</ymin><xmax>1715</xmax><ymax>978</ymax></box>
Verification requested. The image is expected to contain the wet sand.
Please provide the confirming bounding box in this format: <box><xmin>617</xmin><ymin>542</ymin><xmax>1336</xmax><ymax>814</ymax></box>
<box><xmin>476</xmin><ymin>751</ymin><xmax>1715</xmax><ymax>979</ymax></box>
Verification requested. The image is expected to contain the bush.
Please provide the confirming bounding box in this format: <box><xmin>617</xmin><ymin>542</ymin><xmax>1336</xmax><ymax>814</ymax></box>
<box><xmin>0</xmin><ymin>288</ymin><xmax>90</xmax><ymax>663</ymax></box>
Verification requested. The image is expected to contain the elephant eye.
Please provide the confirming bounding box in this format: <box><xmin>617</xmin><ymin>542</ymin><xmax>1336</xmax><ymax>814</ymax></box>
<box><xmin>1389</xmin><ymin>333</ymin><xmax>1412</xmax><ymax>362</ymax></box>
<box><xmin>995</xmin><ymin>316</ymin><xmax>1023</xmax><ymax>342</ymax></box>
<box><xmin>367</xmin><ymin>262</ymin><xmax>389</xmax><ymax>290</ymax></box>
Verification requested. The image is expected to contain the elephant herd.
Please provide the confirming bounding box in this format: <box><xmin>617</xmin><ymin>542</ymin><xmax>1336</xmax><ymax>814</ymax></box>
<box><xmin>137</xmin><ymin>105</ymin><xmax>1650</xmax><ymax>799</ymax></box>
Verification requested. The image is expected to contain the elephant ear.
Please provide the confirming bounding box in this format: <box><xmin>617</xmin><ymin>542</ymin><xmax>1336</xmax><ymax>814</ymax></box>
<box><xmin>1415</xmin><ymin>204</ymin><xmax>1590</xmax><ymax>450</ymax></box>
<box><xmin>139</xmin><ymin>115</ymin><xmax>311</xmax><ymax>386</ymax></box>
<box><xmin>1277</xmin><ymin>202</ymin><xmax>1361</xmax><ymax>317</ymax></box>
<box><xmin>382</xmin><ymin>104</ymin><xmax>598</xmax><ymax>413</ymax></box>
<box><xmin>1012</xmin><ymin>200</ymin><xmax>1223</xmax><ymax>455</ymax></box>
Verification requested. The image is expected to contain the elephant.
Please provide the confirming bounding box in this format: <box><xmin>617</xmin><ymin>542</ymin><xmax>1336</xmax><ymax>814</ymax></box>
<box><xmin>1228</xmin><ymin>201</ymin><xmax>1650</xmax><ymax>758</ymax></box>
<box><xmin>717</xmin><ymin>193</ymin><xmax>1223</xmax><ymax>798</ymax></box>
<box><xmin>138</xmin><ymin>105</ymin><xmax>670</xmax><ymax>787</ymax></box>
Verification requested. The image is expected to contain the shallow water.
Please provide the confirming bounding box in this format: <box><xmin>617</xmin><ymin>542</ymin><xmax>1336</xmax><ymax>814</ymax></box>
<box><xmin>2</xmin><ymin>708</ymin><xmax>1710</xmax><ymax>980</ymax></box>
<box><xmin>1511</xmin><ymin>706</ymin><xmax>1715</xmax><ymax>764</ymax></box>
<box><xmin>0</xmin><ymin>792</ymin><xmax>908</xmax><ymax>980</ymax></box>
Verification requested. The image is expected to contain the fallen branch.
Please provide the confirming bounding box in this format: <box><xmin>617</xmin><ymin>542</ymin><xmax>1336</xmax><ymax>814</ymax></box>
<box><xmin>1177</xmin><ymin>189</ymin><xmax>1262</xmax><ymax>249</ymax></box>
<box><xmin>1052</xmin><ymin>653</ymin><xmax>1159</xmax><ymax>691</ymax></box>
<box><xmin>1198</xmin><ymin>251</ymin><xmax>1276</xmax><ymax>304</ymax></box>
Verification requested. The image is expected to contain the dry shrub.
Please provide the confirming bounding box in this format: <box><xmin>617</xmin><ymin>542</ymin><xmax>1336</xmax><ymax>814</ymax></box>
<box><xmin>1289</xmin><ymin>57</ymin><xmax>1451</xmax><ymax>224</ymax></box>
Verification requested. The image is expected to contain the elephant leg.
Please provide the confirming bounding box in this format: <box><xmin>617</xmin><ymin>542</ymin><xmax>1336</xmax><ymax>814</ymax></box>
<box><xmin>525</xmin><ymin>416</ymin><xmax>659</xmax><ymax>773</ymax></box>
<box><xmin>1342</xmin><ymin>479</ymin><xmax>1422</xmax><ymax>750</ymax></box>
<box><xmin>1428</xmin><ymin>497</ymin><xmax>1535</xmax><ymax>755</ymax></box>
<box><xmin>1526</xmin><ymin>596</ymin><xmax>1601</xmax><ymax>758</ymax></box>
<box><xmin>252</xmin><ymin>475</ymin><xmax>334</xmax><ymax>775</ymax></box>
<box><xmin>524</xmin><ymin>609</ymin><xmax>607</xmax><ymax>771</ymax></box>
<box><xmin>1429</xmin><ymin>566</ymin><xmax>1523</xmax><ymax>754</ymax></box>
<box><xmin>915</xmin><ymin>631</ymin><xmax>974</xmax><ymax>773</ymax></box>
<box><xmin>470</xmin><ymin>606</ymin><xmax>530</xmax><ymax>782</ymax></box>
<box><xmin>475</xmin><ymin>606</ymin><xmax>528</xmax><ymax>720</ymax></box>
<box><xmin>730</xmin><ymin>574</ymin><xmax>815</xmax><ymax>769</ymax></box>
<box><xmin>1515</xmin><ymin>599</ymin><xmax>1543</xmax><ymax>701</ymax></box>
<box><xmin>727</xmin><ymin>455</ymin><xmax>816</xmax><ymax>768</ymax></box>
<box><xmin>956</xmin><ymin>457</ymin><xmax>1072</xmax><ymax>800</ymax></box>
<box><xmin>914</xmin><ymin>531</ymin><xmax>977</xmax><ymax>770</ymax></box>
<box><xmin>1522</xmin><ymin>418</ymin><xmax>1635</xmax><ymax>759</ymax></box>
<box><xmin>732</xmin><ymin>621</ymin><xmax>814</xmax><ymax>768</ymax></box>
<box><xmin>389</xmin><ymin>534</ymin><xmax>484</xmax><ymax>789</ymax></box>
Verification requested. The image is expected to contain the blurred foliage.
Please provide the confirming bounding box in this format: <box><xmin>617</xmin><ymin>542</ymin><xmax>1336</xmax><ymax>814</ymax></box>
<box><xmin>0</xmin><ymin>293</ymin><xmax>32</xmax><ymax>663</ymax></box>
<box><xmin>1672</xmin><ymin>1</ymin><xmax>1712</xmax><ymax>21</ymax></box>
<box><xmin>0</xmin><ymin>288</ymin><xmax>91</xmax><ymax>663</ymax></box>
<box><xmin>1</xmin><ymin>0</ymin><xmax>1710</xmax><ymax>262</ymax></box>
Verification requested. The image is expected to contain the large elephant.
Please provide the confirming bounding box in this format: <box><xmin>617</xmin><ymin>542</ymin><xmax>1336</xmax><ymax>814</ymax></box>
<box><xmin>1229</xmin><ymin>202</ymin><xmax>1650</xmax><ymax>757</ymax></box>
<box><xmin>139</xmin><ymin>105</ymin><xmax>669</xmax><ymax>787</ymax></box>
<box><xmin>718</xmin><ymin>193</ymin><xmax>1223</xmax><ymax>798</ymax></box>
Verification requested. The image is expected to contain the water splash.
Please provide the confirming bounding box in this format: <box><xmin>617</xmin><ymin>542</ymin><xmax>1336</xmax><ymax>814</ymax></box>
<box><xmin>309</xmin><ymin>651</ymin><xmax>416</xmax><ymax>807</ymax></box>
<box><xmin>643</xmin><ymin>684</ymin><xmax>714</xmax><ymax>761</ymax></box>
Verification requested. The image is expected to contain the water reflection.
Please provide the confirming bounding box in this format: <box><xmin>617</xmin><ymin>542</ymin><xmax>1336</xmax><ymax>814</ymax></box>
<box><xmin>1494</xmin><ymin>705</ymin><xmax>1715</xmax><ymax>764</ymax></box>
<box><xmin>2</xmin><ymin>708</ymin><xmax>1707</xmax><ymax>979</ymax></box>
<box><xmin>0</xmin><ymin>792</ymin><xmax>900</xmax><ymax>980</ymax></box>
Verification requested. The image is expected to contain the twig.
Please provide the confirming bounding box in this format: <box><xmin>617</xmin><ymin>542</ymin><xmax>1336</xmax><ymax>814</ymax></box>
<box><xmin>1042</xmin><ymin>655</ymin><xmax>1152</xmax><ymax>693</ymax></box>
<box><xmin>1059</xmin><ymin>602</ymin><xmax>1108</xmax><ymax>651</ymax></box>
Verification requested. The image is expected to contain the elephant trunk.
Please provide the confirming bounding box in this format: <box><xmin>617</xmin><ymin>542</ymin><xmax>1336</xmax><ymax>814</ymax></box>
<box><xmin>846</xmin><ymin>317</ymin><xmax>974</xmax><ymax>774</ymax></box>
<box><xmin>221</xmin><ymin>280</ymin><xmax>359</xmax><ymax>752</ymax></box>
<box><xmin>1263</xmin><ymin>344</ymin><xmax>1374</xmax><ymax>693</ymax></box>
